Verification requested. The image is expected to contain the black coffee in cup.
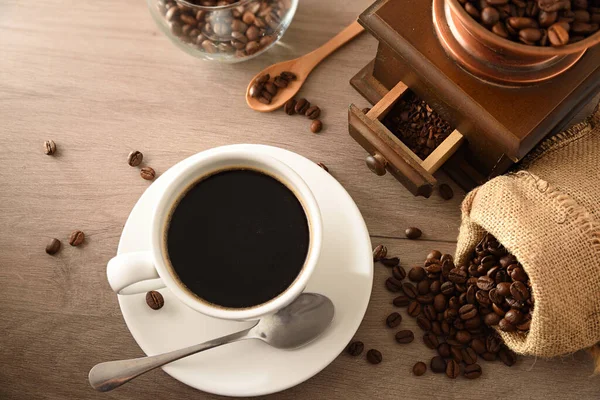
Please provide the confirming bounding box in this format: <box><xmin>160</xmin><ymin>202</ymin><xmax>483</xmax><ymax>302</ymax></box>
<box><xmin>166</xmin><ymin>169</ymin><xmax>310</xmax><ymax>309</ymax></box>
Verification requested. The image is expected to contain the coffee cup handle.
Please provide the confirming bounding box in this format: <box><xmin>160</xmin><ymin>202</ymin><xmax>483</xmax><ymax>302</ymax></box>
<box><xmin>107</xmin><ymin>251</ymin><xmax>165</xmax><ymax>295</ymax></box>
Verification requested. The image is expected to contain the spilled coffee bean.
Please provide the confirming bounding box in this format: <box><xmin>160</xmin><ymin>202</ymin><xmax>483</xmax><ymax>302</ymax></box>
<box><xmin>366</xmin><ymin>349</ymin><xmax>382</xmax><ymax>364</ymax></box>
<box><xmin>146</xmin><ymin>290</ymin><xmax>164</xmax><ymax>310</ymax></box>
<box><xmin>373</xmin><ymin>244</ymin><xmax>387</xmax><ymax>261</ymax></box>
<box><xmin>347</xmin><ymin>341</ymin><xmax>364</xmax><ymax>356</ymax></box>
<box><xmin>386</xmin><ymin>312</ymin><xmax>402</xmax><ymax>328</ymax></box>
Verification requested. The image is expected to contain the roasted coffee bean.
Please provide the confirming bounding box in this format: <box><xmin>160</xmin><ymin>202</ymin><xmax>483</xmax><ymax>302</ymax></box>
<box><xmin>393</xmin><ymin>295</ymin><xmax>410</xmax><ymax>307</ymax></box>
<box><xmin>280</xmin><ymin>71</ymin><xmax>296</xmax><ymax>81</ymax></box>
<box><xmin>423</xmin><ymin>332</ymin><xmax>439</xmax><ymax>349</ymax></box>
<box><xmin>407</xmin><ymin>301</ymin><xmax>421</xmax><ymax>317</ymax></box>
<box><xmin>367</xmin><ymin>349</ymin><xmax>382</xmax><ymax>364</ymax></box>
<box><xmin>424</xmin><ymin>305</ymin><xmax>437</xmax><ymax>321</ymax></box>
<box><xmin>256</xmin><ymin>74</ymin><xmax>270</xmax><ymax>84</ymax></box>
<box><xmin>446</xmin><ymin>359</ymin><xmax>461</xmax><ymax>379</ymax></box>
<box><xmin>492</xmin><ymin>302</ymin><xmax>507</xmax><ymax>317</ymax></box>
<box><xmin>295</xmin><ymin>98</ymin><xmax>310</xmax><ymax>114</ymax></box>
<box><xmin>504</xmin><ymin>309</ymin><xmax>524</xmax><ymax>325</ymax></box>
<box><xmin>417</xmin><ymin>293</ymin><xmax>434</xmax><ymax>304</ymax></box>
<box><xmin>448</xmin><ymin>268</ymin><xmax>468</xmax><ymax>284</ymax></box>
<box><xmin>510</xmin><ymin>267</ymin><xmax>528</xmax><ymax>282</ymax></box>
<box><xmin>403</xmin><ymin>282</ymin><xmax>418</xmax><ymax>299</ymax></box>
<box><xmin>69</xmin><ymin>230</ymin><xmax>85</xmax><ymax>246</ymax></box>
<box><xmin>508</xmin><ymin>16</ymin><xmax>539</xmax><ymax>29</ymax></box>
<box><xmin>481</xmin><ymin>6</ymin><xmax>501</xmax><ymax>25</ymax></box>
<box><xmin>273</xmin><ymin>76</ymin><xmax>288</xmax><ymax>88</ymax></box>
<box><xmin>441</xmin><ymin>281</ymin><xmax>455</xmax><ymax>295</ymax></box>
<box><xmin>499</xmin><ymin>348</ymin><xmax>517</xmax><ymax>366</ymax></box>
<box><xmin>496</xmin><ymin>282</ymin><xmax>511</xmax><ymax>296</ymax></box>
<box><xmin>488</xmin><ymin>288</ymin><xmax>504</xmax><ymax>305</ymax></box>
<box><xmin>464</xmin><ymin>364</ymin><xmax>482</xmax><ymax>379</ymax></box>
<box><xmin>417</xmin><ymin>279</ymin><xmax>431</xmax><ymax>295</ymax></box>
<box><xmin>431</xmin><ymin>321</ymin><xmax>442</xmax><ymax>335</ymax></box>
<box><xmin>456</xmin><ymin>330</ymin><xmax>472</xmax><ymax>344</ymax></box>
<box><xmin>128</xmin><ymin>150</ymin><xmax>143</xmax><ymax>167</ymax></box>
<box><xmin>140</xmin><ymin>167</ymin><xmax>156</xmax><ymax>180</ymax></box>
<box><xmin>305</xmin><ymin>106</ymin><xmax>321</xmax><ymax>120</ymax></box>
<box><xmin>484</xmin><ymin>312</ymin><xmax>502</xmax><ymax>326</ymax></box>
<box><xmin>498</xmin><ymin>318</ymin><xmax>516</xmax><ymax>332</ymax></box>
<box><xmin>405</xmin><ymin>227</ymin><xmax>422</xmax><ymax>239</ymax></box>
<box><xmin>505</xmin><ymin>296</ymin><xmax>524</xmax><ymax>308</ymax></box>
<box><xmin>45</xmin><ymin>238</ymin><xmax>61</xmax><ymax>255</ymax></box>
<box><xmin>470</xmin><ymin>338</ymin><xmax>486</xmax><ymax>355</ymax></box>
<box><xmin>372</xmin><ymin>244</ymin><xmax>387</xmax><ymax>261</ymax></box>
<box><xmin>146</xmin><ymin>290</ymin><xmax>164</xmax><ymax>310</ymax></box>
<box><xmin>44</xmin><ymin>140</ymin><xmax>57</xmax><ymax>155</ymax></box>
<box><xmin>475</xmin><ymin>289</ymin><xmax>491</xmax><ymax>306</ymax></box>
<box><xmin>453</xmin><ymin>319</ymin><xmax>465</xmax><ymax>330</ymax></box>
<box><xmin>430</xmin><ymin>356</ymin><xmax>447</xmax><ymax>373</ymax></box>
<box><xmin>517</xmin><ymin>317</ymin><xmax>532</xmax><ymax>331</ymax></box>
<box><xmin>264</xmin><ymin>82</ymin><xmax>278</xmax><ymax>96</ymax></box>
<box><xmin>395</xmin><ymin>330</ymin><xmax>415</xmax><ymax>344</ymax></box>
<box><xmin>432</xmin><ymin>294</ymin><xmax>446</xmax><ymax>313</ymax></box>
<box><xmin>392</xmin><ymin>266</ymin><xmax>407</xmax><ymax>281</ymax></box>
<box><xmin>310</xmin><ymin>120</ymin><xmax>323</xmax><ymax>134</ymax></box>
<box><xmin>461</xmin><ymin>347</ymin><xmax>478</xmax><ymax>365</ymax></box>
<box><xmin>386</xmin><ymin>277</ymin><xmax>403</xmax><ymax>292</ymax></box>
<box><xmin>438</xmin><ymin>183</ymin><xmax>454</xmax><ymax>200</ymax></box>
<box><xmin>465</xmin><ymin>316</ymin><xmax>482</xmax><ymax>330</ymax></box>
<box><xmin>476</xmin><ymin>276</ymin><xmax>495</xmax><ymax>291</ymax></box>
<box><xmin>430</xmin><ymin>280</ymin><xmax>442</xmax><ymax>294</ymax></box>
<box><xmin>548</xmin><ymin>22</ymin><xmax>570</xmax><ymax>45</ymax></box>
<box><xmin>347</xmin><ymin>341</ymin><xmax>364</xmax><ymax>356</ymax></box>
<box><xmin>408</xmin><ymin>266</ymin><xmax>426</xmax><ymax>282</ymax></box>
<box><xmin>427</xmin><ymin>250</ymin><xmax>442</xmax><ymax>260</ymax></box>
<box><xmin>417</xmin><ymin>314</ymin><xmax>432</xmax><ymax>331</ymax></box>
<box><xmin>448</xmin><ymin>296</ymin><xmax>460</xmax><ymax>310</ymax></box>
<box><xmin>249</xmin><ymin>82</ymin><xmax>263</xmax><ymax>98</ymax></box>
<box><xmin>425</xmin><ymin>262</ymin><xmax>442</xmax><ymax>274</ymax></box>
<box><xmin>386</xmin><ymin>312</ymin><xmax>403</xmax><ymax>328</ymax></box>
<box><xmin>413</xmin><ymin>361</ymin><xmax>427</xmax><ymax>376</ymax></box>
<box><xmin>381</xmin><ymin>257</ymin><xmax>400</xmax><ymax>267</ymax></box>
<box><xmin>284</xmin><ymin>98</ymin><xmax>296</xmax><ymax>115</ymax></box>
<box><xmin>438</xmin><ymin>342</ymin><xmax>451</xmax><ymax>358</ymax></box>
<box><xmin>481</xmin><ymin>351</ymin><xmax>497</xmax><ymax>361</ymax></box>
<box><xmin>450</xmin><ymin>346</ymin><xmax>463</xmax><ymax>362</ymax></box>
<box><xmin>510</xmin><ymin>281</ymin><xmax>530</xmax><ymax>300</ymax></box>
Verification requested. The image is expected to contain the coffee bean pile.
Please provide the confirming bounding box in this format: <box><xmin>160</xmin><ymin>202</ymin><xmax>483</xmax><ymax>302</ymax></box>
<box><xmin>155</xmin><ymin>0</ymin><xmax>293</xmax><ymax>59</ymax></box>
<box><xmin>363</xmin><ymin>232</ymin><xmax>529</xmax><ymax>379</ymax></box>
<box><xmin>459</xmin><ymin>0</ymin><xmax>600</xmax><ymax>46</ymax></box>
<box><xmin>383</xmin><ymin>93</ymin><xmax>454</xmax><ymax>160</ymax></box>
<box><xmin>284</xmin><ymin>98</ymin><xmax>323</xmax><ymax>133</ymax></box>
<box><xmin>250</xmin><ymin>72</ymin><xmax>297</xmax><ymax>105</ymax></box>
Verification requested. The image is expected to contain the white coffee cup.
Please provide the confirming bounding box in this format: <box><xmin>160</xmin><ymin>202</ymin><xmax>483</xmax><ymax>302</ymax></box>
<box><xmin>107</xmin><ymin>148</ymin><xmax>323</xmax><ymax>321</ymax></box>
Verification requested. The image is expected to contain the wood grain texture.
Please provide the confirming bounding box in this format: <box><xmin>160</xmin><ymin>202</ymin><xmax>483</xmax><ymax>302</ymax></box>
<box><xmin>0</xmin><ymin>0</ymin><xmax>598</xmax><ymax>399</ymax></box>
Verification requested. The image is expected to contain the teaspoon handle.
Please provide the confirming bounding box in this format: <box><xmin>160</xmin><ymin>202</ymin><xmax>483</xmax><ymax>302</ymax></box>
<box><xmin>303</xmin><ymin>21</ymin><xmax>365</xmax><ymax>72</ymax></box>
<box><xmin>88</xmin><ymin>328</ymin><xmax>253</xmax><ymax>392</ymax></box>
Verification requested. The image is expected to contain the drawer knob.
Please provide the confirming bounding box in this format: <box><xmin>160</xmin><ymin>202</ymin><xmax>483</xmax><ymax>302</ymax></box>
<box><xmin>366</xmin><ymin>153</ymin><xmax>387</xmax><ymax>176</ymax></box>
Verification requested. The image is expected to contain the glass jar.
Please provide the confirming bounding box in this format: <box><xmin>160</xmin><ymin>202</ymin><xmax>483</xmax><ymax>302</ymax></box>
<box><xmin>148</xmin><ymin>0</ymin><xmax>298</xmax><ymax>63</ymax></box>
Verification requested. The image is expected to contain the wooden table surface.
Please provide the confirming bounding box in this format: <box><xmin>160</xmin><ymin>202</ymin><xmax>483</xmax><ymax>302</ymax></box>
<box><xmin>1</xmin><ymin>0</ymin><xmax>599</xmax><ymax>399</ymax></box>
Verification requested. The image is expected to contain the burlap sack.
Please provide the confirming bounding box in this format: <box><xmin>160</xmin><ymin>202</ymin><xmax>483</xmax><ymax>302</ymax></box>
<box><xmin>455</xmin><ymin>103</ymin><xmax>600</xmax><ymax>358</ymax></box>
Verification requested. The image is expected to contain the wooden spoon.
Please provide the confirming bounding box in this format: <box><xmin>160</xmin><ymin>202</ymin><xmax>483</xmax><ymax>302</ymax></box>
<box><xmin>246</xmin><ymin>21</ymin><xmax>365</xmax><ymax>112</ymax></box>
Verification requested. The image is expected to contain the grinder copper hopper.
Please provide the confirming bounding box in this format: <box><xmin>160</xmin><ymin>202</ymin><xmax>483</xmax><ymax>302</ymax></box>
<box><xmin>349</xmin><ymin>0</ymin><xmax>600</xmax><ymax>197</ymax></box>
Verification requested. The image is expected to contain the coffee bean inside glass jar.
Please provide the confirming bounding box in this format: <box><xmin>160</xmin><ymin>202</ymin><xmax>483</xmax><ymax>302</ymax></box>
<box><xmin>154</xmin><ymin>0</ymin><xmax>296</xmax><ymax>60</ymax></box>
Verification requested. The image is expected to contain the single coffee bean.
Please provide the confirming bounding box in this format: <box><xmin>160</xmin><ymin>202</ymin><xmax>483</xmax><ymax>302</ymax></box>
<box><xmin>430</xmin><ymin>356</ymin><xmax>447</xmax><ymax>373</ymax></box>
<box><xmin>427</xmin><ymin>250</ymin><xmax>442</xmax><ymax>260</ymax></box>
<box><xmin>446</xmin><ymin>359</ymin><xmax>460</xmax><ymax>379</ymax></box>
<box><xmin>425</xmin><ymin>262</ymin><xmax>442</xmax><ymax>274</ymax></box>
<box><xmin>347</xmin><ymin>341</ymin><xmax>364</xmax><ymax>356</ymax></box>
<box><xmin>496</xmin><ymin>281</ymin><xmax>511</xmax><ymax>296</ymax></box>
<box><xmin>256</xmin><ymin>73</ymin><xmax>270</xmax><ymax>85</ymax></box>
<box><xmin>464</xmin><ymin>363</ymin><xmax>482</xmax><ymax>379</ymax></box>
<box><xmin>492</xmin><ymin>21</ymin><xmax>510</xmax><ymax>37</ymax></box>
<box><xmin>128</xmin><ymin>150</ymin><xmax>143</xmax><ymax>167</ymax></box>
<box><xmin>438</xmin><ymin>342</ymin><xmax>451</xmax><ymax>358</ymax></box>
<box><xmin>403</xmin><ymin>282</ymin><xmax>418</xmax><ymax>299</ymax></box>
<box><xmin>510</xmin><ymin>281</ymin><xmax>530</xmax><ymax>300</ymax></box>
<box><xmin>393</xmin><ymin>295</ymin><xmax>410</xmax><ymax>307</ymax></box>
<box><xmin>470</xmin><ymin>338</ymin><xmax>486</xmax><ymax>355</ymax></box>
<box><xmin>508</xmin><ymin>16</ymin><xmax>539</xmax><ymax>29</ymax></box>
<box><xmin>459</xmin><ymin>304</ymin><xmax>478</xmax><ymax>320</ymax></box>
<box><xmin>441</xmin><ymin>321</ymin><xmax>451</xmax><ymax>335</ymax></box>
<box><xmin>146</xmin><ymin>290</ymin><xmax>164</xmax><ymax>310</ymax></box>
<box><xmin>141</xmin><ymin>167</ymin><xmax>156</xmax><ymax>180</ymax></box>
<box><xmin>372</xmin><ymin>244</ymin><xmax>387</xmax><ymax>261</ymax></box>
<box><xmin>431</xmin><ymin>321</ymin><xmax>442</xmax><ymax>336</ymax></box>
<box><xmin>432</xmin><ymin>294</ymin><xmax>446</xmax><ymax>313</ymax></box>
<box><xmin>499</xmin><ymin>348</ymin><xmax>517</xmax><ymax>366</ymax></box>
<box><xmin>273</xmin><ymin>76</ymin><xmax>288</xmax><ymax>88</ymax></box>
<box><xmin>488</xmin><ymin>288</ymin><xmax>504</xmax><ymax>305</ymax></box>
<box><xmin>316</xmin><ymin>162</ymin><xmax>329</xmax><ymax>172</ymax></box>
<box><xmin>492</xmin><ymin>302</ymin><xmax>507</xmax><ymax>317</ymax></box>
<box><xmin>284</xmin><ymin>98</ymin><xmax>296</xmax><ymax>115</ymax></box>
<box><xmin>69</xmin><ymin>230</ymin><xmax>85</xmax><ymax>246</ymax></box>
<box><xmin>486</xmin><ymin>335</ymin><xmax>502</xmax><ymax>353</ymax></box>
<box><xmin>481</xmin><ymin>351</ymin><xmax>497</xmax><ymax>361</ymax></box>
<box><xmin>295</xmin><ymin>98</ymin><xmax>310</xmax><ymax>114</ymax></box>
<box><xmin>448</xmin><ymin>296</ymin><xmax>460</xmax><ymax>310</ymax></box>
<box><xmin>481</xmin><ymin>6</ymin><xmax>501</xmax><ymax>25</ymax></box>
<box><xmin>45</xmin><ymin>238</ymin><xmax>61</xmax><ymax>255</ymax></box>
<box><xmin>449</xmin><ymin>346</ymin><xmax>463</xmax><ymax>362</ymax></box>
<box><xmin>448</xmin><ymin>268</ymin><xmax>468</xmax><ymax>284</ymax></box>
<box><xmin>484</xmin><ymin>312</ymin><xmax>502</xmax><ymax>326</ymax></box>
<box><xmin>505</xmin><ymin>296</ymin><xmax>524</xmax><ymax>308</ymax></box>
<box><xmin>407</xmin><ymin>301</ymin><xmax>421</xmax><ymax>317</ymax></box>
<box><xmin>393</xmin><ymin>266</ymin><xmax>407</xmax><ymax>281</ymax></box>
<box><xmin>476</xmin><ymin>276</ymin><xmax>495</xmax><ymax>291</ymax></box>
<box><xmin>366</xmin><ymin>349</ymin><xmax>382</xmax><ymax>364</ymax></box>
<box><xmin>44</xmin><ymin>140</ymin><xmax>57</xmax><ymax>155</ymax></box>
<box><xmin>305</xmin><ymin>106</ymin><xmax>321</xmax><ymax>120</ymax></box>
<box><xmin>386</xmin><ymin>312</ymin><xmax>402</xmax><ymax>328</ymax></box>
<box><xmin>408</xmin><ymin>266</ymin><xmax>426</xmax><ymax>282</ymax></box>
<box><xmin>456</xmin><ymin>330</ymin><xmax>472</xmax><ymax>344</ymax></box>
<box><xmin>465</xmin><ymin>316</ymin><xmax>482</xmax><ymax>331</ymax></box>
<box><xmin>430</xmin><ymin>280</ymin><xmax>442</xmax><ymax>294</ymax></box>
<box><xmin>264</xmin><ymin>82</ymin><xmax>278</xmax><ymax>96</ymax></box>
<box><xmin>498</xmin><ymin>318</ymin><xmax>517</xmax><ymax>332</ymax></box>
<box><xmin>405</xmin><ymin>227</ymin><xmax>422</xmax><ymax>239</ymax></box>
<box><xmin>395</xmin><ymin>329</ymin><xmax>415</xmax><ymax>344</ymax></box>
<box><xmin>423</xmin><ymin>332</ymin><xmax>439</xmax><ymax>349</ymax></box>
<box><xmin>548</xmin><ymin>22</ymin><xmax>570</xmax><ymax>45</ymax></box>
<box><xmin>438</xmin><ymin>183</ymin><xmax>454</xmax><ymax>200</ymax></box>
<box><xmin>423</xmin><ymin>305</ymin><xmax>437</xmax><ymax>321</ymax></box>
<box><xmin>280</xmin><ymin>71</ymin><xmax>297</xmax><ymax>81</ymax></box>
<box><xmin>310</xmin><ymin>120</ymin><xmax>323</xmax><ymax>134</ymax></box>
<box><xmin>413</xmin><ymin>361</ymin><xmax>427</xmax><ymax>376</ymax></box>
<box><xmin>461</xmin><ymin>347</ymin><xmax>478</xmax><ymax>365</ymax></box>
<box><xmin>381</xmin><ymin>257</ymin><xmax>400</xmax><ymax>267</ymax></box>
<box><xmin>504</xmin><ymin>309</ymin><xmax>524</xmax><ymax>325</ymax></box>
<box><xmin>417</xmin><ymin>315</ymin><xmax>432</xmax><ymax>331</ymax></box>
<box><xmin>417</xmin><ymin>293</ymin><xmax>434</xmax><ymax>304</ymax></box>
<box><xmin>249</xmin><ymin>82</ymin><xmax>263</xmax><ymax>98</ymax></box>
<box><xmin>441</xmin><ymin>281</ymin><xmax>455</xmax><ymax>295</ymax></box>
<box><xmin>386</xmin><ymin>277</ymin><xmax>403</xmax><ymax>293</ymax></box>
<box><xmin>539</xmin><ymin>10</ymin><xmax>558</xmax><ymax>26</ymax></box>
<box><xmin>520</xmin><ymin>27</ymin><xmax>543</xmax><ymax>43</ymax></box>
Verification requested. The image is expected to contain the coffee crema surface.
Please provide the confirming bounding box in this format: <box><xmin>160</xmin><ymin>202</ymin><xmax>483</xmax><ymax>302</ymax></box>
<box><xmin>166</xmin><ymin>169</ymin><xmax>310</xmax><ymax>309</ymax></box>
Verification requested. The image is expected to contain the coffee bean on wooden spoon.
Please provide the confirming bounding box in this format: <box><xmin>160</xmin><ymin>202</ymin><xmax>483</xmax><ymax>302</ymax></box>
<box><xmin>245</xmin><ymin>21</ymin><xmax>364</xmax><ymax>112</ymax></box>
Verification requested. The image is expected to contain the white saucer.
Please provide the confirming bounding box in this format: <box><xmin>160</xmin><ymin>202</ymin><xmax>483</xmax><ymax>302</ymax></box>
<box><xmin>114</xmin><ymin>144</ymin><xmax>373</xmax><ymax>397</ymax></box>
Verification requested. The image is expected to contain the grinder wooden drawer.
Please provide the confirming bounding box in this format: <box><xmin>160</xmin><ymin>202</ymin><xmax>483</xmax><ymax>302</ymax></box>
<box><xmin>349</xmin><ymin>80</ymin><xmax>463</xmax><ymax>198</ymax></box>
